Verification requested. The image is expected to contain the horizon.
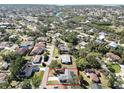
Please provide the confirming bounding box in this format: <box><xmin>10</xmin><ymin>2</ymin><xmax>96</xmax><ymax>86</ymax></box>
<box><xmin>0</xmin><ymin>0</ymin><xmax>124</xmax><ymax>5</ymax></box>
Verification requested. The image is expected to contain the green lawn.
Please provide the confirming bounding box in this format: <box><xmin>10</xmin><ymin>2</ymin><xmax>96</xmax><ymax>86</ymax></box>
<box><xmin>40</xmin><ymin>65</ymin><xmax>44</xmax><ymax>68</ymax></box>
<box><xmin>35</xmin><ymin>71</ymin><xmax>44</xmax><ymax>80</ymax></box>
<box><xmin>53</xmin><ymin>47</ymin><xmax>59</xmax><ymax>57</ymax></box>
<box><xmin>39</xmin><ymin>71</ymin><xmax>44</xmax><ymax>80</ymax></box>
<box><xmin>107</xmin><ymin>64</ymin><xmax>121</xmax><ymax>73</ymax></box>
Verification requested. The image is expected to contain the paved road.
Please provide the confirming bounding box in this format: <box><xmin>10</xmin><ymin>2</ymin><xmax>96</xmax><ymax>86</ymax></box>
<box><xmin>39</xmin><ymin>41</ymin><xmax>55</xmax><ymax>89</ymax></box>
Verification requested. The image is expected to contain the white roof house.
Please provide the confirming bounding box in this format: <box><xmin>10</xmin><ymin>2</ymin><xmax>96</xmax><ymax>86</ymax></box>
<box><xmin>60</xmin><ymin>55</ymin><xmax>71</xmax><ymax>64</ymax></box>
<box><xmin>98</xmin><ymin>34</ymin><xmax>105</xmax><ymax>40</ymax></box>
<box><xmin>98</xmin><ymin>32</ymin><xmax>106</xmax><ymax>40</ymax></box>
<box><xmin>2</xmin><ymin>62</ymin><xmax>9</xmax><ymax>70</ymax></box>
<box><xmin>108</xmin><ymin>41</ymin><xmax>118</xmax><ymax>48</ymax></box>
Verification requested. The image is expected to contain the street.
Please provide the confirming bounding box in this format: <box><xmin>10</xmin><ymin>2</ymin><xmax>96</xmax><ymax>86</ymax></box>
<box><xmin>39</xmin><ymin>40</ymin><xmax>55</xmax><ymax>89</ymax></box>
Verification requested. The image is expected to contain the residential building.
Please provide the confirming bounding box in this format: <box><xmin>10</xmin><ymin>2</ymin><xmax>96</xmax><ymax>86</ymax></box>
<box><xmin>60</xmin><ymin>55</ymin><xmax>72</xmax><ymax>64</ymax></box>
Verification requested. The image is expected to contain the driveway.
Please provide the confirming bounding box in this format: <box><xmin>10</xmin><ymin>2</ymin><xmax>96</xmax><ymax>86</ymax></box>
<box><xmin>48</xmin><ymin>77</ymin><xmax>59</xmax><ymax>81</ymax></box>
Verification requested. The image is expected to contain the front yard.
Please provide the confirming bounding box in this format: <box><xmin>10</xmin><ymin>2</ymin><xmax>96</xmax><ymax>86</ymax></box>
<box><xmin>48</xmin><ymin>80</ymin><xmax>60</xmax><ymax>85</ymax></box>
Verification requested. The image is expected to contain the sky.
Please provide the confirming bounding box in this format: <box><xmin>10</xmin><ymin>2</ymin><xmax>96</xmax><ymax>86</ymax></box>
<box><xmin>0</xmin><ymin>0</ymin><xmax>124</xmax><ymax>5</ymax></box>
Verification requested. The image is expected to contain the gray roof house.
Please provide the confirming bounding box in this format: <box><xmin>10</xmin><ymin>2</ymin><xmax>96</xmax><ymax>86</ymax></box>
<box><xmin>58</xmin><ymin>69</ymin><xmax>72</xmax><ymax>83</ymax></box>
<box><xmin>19</xmin><ymin>62</ymin><xmax>33</xmax><ymax>77</ymax></box>
<box><xmin>58</xmin><ymin>44</ymin><xmax>69</xmax><ymax>54</ymax></box>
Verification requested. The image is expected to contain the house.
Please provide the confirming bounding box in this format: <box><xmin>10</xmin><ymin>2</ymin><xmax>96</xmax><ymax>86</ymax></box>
<box><xmin>0</xmin><ymin>42</ymin><xmax>10</xmax><ymax>50</ymax></box>
<box><xmin>9</xmin><ymin>34</ymin><xmax>18</xmax><ymax>40</ymax></box>
<box><xmin>30</xmin><ymin>42</ymin><xmax>46</xmax><ymax>55</ymax></box>
<box><xmin>1</xmin><ymin>62</ymin><xmax>9</xmax><ymax>70</ymax></box>
<box><xmin>106</xmin><ymin>52</ymin><xmax>121</xmax><ymax>62</ymax></box>
<box><xmin>58</xmin><ymin>44</ymin><xmax>69</xmax><ymax>54</ymax></box>
<box><xmin>91</xmin><ymin>83</ymin><xmax>102</xmax><ymax>89</ymax></box>
<box><xmin>32</xmin><ymin>55</ymin><xmax>42</xmax><ymax>65</ymax></box>
<box><xmin>16</xmin><ymin>47</ymin><xmax>28</xmax><ymax>56</ymax></box>
<box><xmin>58</xmin><ymin>69</ymin><xmax>72</xmax><ymax>83</ymax></box>
<box><xmin>84</xmin><ymin>69</ymin><xmax>100</xmax><ymax>83</ymax></box>
<box><xmin>36</xmin><ymin>37</ymin><xmax>47</xmax><ymax>42</ymax></box>
<box><xmin>89</xmin><ymin>73</ymin><xmax>100</xmax><ymax>83</ymax></box>
<box><xmin>0</xmin><ymin>73</ymin><xmax>7</xmax><ymax>84</ymax></box>
<box><xmin>20</xmin><ymin>41</ymin><xmax>34</xmax><ymax>49</ymax></box>
<box><xmin>18</xmin><ymin>62</ymin><xmax>33</xmax><ymax>77</ymax></box>
<box><xmin>98</xmin><ymin>34</ymin><xmax>105</xmax><ymax>41</ymax></box>
<box><xmin>27</xmin><ymin>36</ymin><xmax>34</xmax><ymax>41</ymax></box>
<box><xmin>108</xmin><ymin>41</ymin><xmax>118</xmax><ymax>48</ymax></box>
<box><xmin>79</xmin><ymin>41</ymin><xmax>87</xmax><ymax>48</ymax></box>
<box><xmin>21</xmin><ymin>35</ymin><xmax>33</xmax><ymax>41</ymax></box>
<box><xmin>60</xmin><ymin>55</ymin><xmax>72</xmax><ymax>64</ymax></box>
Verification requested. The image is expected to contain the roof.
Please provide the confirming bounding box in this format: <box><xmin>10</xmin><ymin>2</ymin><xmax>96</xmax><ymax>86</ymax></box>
<box><xmin>89</xmin><ymin>73</ymin><xmax>99</xmax><ymax>82</ymax></box>
<box><xmin>91</xmin><ymin>83</ymin><xmax>102</xmax><ymax>89</ymax></box>
<box><xmin>16</xmin><ymin>47</ymin><xmax>28</xmax><ymax>55</ymax></box>
<box><xmin>32</xmin><ymin>55</ymin><xmax>41</xmax><ymax>63</ymax></box>
<box><xmin>99</xmin><ymin>32</ymin><xmax>106</xmax><ymax>36</ymax></box>
<box><xmin>0</xmin><ymin>42</ymin><xmax>10</xmax><ymax>48</ymax></box>
<box><xmin>0</xmin><ymin>73</ymin><xmax>7</xmax><ymax>83</ymax></box>
<box><xmin>30</xmin><ymin>42</ymin><xmax>46</xmax><ymax>55</ymax></box>
<box><xmin>30</xmin><ymin>47</ymin><xmax>44</xmax><ymax>55</ymax></box>
<box><xmin>60</xmin><ymin>55</ymin><xmax>71</xmax><ymax>63</ymax></box>
<box><xmin>106</xmin><ymin>52</ymin><xmax>121</xmax><ymax>62</ymax></box>
<box><xmin>59</xmin><ymin>69</ymin><xmax>71</xmax><ymax>81</ymax></box>
<box><xmin>98</xmin><ymin>34</ymin><xmax>105</xmax><ymax>40</ymax></box>
<box><xmin>20</xmin><ymin>62</ymin><xmax>33</xmax><ymax>77</ymax></box>
<box><xmin>108</xmin><ymin>41</ymin><xmax>118</xmax><ymax>48</ymax></box>
<box><xmin>58</xmin><ymin>44</ymin><xmax>69</xmax><ymax>51</ymax></box>
<box><xmin>20</xmin><ymin>41</ymin><xmax>34</xmax><ymax>47</ymax></box>
<box><xmin>2</xmin><ymin>62</ymin><xmax>9</xmax><ymax>69</ymax></box>
<box><xmin>35</xmin><ymin>42</ymin><xmax>46</xmax><ymax>48</ymax></box>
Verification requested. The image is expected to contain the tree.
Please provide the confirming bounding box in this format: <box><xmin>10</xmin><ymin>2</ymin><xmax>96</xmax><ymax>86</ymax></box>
<box><xmin>22</xmin><ymin>79</ymin><xmax>32</xmax><ymax>89</ymax></box>
<box><xmin>69</xmin><ymin>48</ymin><xmax>80</xmax><ymax>58</ymax></box>
<box><xmin>110</xmin><ymin>46</ymin><xmax>124</xmax><ymax>57</ymax></box>
<box><xmin>38</xmin><ymin>25</ymin><xmax>48</xmax><ymax>36</ymax></box>
<box><xmin>32</xmin><ymin>74</ymin><xmax>41</xmax><ymax>88</ymax></box>
<box><xmin>76</xmin><ymin>58</ymin><xmax>91</xmax><ymax>70</ymax></box>
<box><xmin>63</xmin><ymin>32</ymin><xmax>78</xmax><ymax>45</ymax></box>
<box><xmin>0</xmin><ymin>82</ymin><xmax>10</xmax><ymax>89</ymax></box>
<box><xmin>1</xmin><ymin>51</ymin><xmax>16</xmax><ymax>63</ymax></box>
<box><xmin>86</xmin><ymin>53</ymin><xmax>101</xmax><ymax>69</ymax></box>
<box><xmin>79</xmin><ymin>49</ymin><xmax>88</xmax><ymax>58</ymax></box>
<box><xmin>10</xmin><ymin>56</ymin><xmax>26</xmax><ymax>79</ymax></box>
<box><xmin>97</xmin><ymin>44</ymin><xmax>109</xmax><ymax>54</ymax></box>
